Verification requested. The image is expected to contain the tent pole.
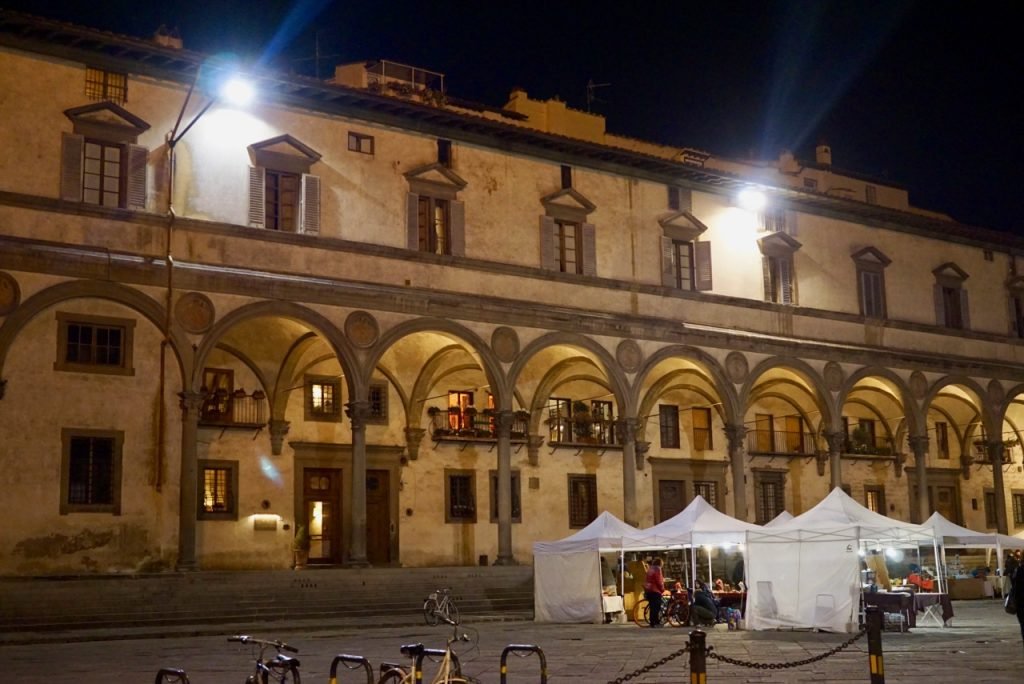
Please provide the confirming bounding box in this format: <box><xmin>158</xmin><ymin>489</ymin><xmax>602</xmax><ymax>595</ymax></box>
<box><xmin>707</xmin><ymin>546</ymin><xmax>713</xmax><ymax>588</ymax></box>
<box><xmin>932</xmin><ymin>538</ymin><xmax>941</xmax><ymax>593</ymax></box>
<box><xmin>940</xmin><ymin>545</ymin><xmax>947</xmax><ymax>594</ymax></box>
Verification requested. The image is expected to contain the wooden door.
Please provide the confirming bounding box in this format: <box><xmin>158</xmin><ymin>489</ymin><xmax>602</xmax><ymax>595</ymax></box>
<box><xmin>303</xmin><ymin>468</ymin><xmax>342</xmax><ymax>564</ymax></box>
<box><xmin>933</xmin><ymin>485</ymin><xmax>959</xmax><ymax>524</ymax></box>
<box><xmin>755</xmin><ymin>414</ymin><xmax>774</xmax><ymax>452</ymax></box>
<box><xmin>658</xmin><ymin>479</ymin><xmax>686</xmax><ymax>522</ymax></box>
<box><xmin>366</xmin><ymin>469</ymin><xmax>391</xmax><ymax>565</ymax></box>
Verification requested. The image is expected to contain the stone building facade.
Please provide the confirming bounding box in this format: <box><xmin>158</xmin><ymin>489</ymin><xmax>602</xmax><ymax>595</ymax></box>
<box><xmin>1</xmin><ymin>10</ymin><xmax>1023</xmax><ymax>574</ymax></box>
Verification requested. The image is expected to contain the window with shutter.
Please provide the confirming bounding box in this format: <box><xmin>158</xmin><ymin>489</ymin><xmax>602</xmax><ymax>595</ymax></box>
<box><xmin>62</xmin><ymin>103</ymin><xmax>151</xmax><ymax>209</ymax></box>
<box><xmin>247</xmin><ymin>135</ymin><xmax>322</xmax><ymax>233</ymax></box>
<box><xmin>445</xmin><ymin>469</ymin><xmax>477</xmax><ymax>523</ymax></box>
<box><xmin>404</xmin><ymin>163</ymin><xmax>468</xmax><ymax>256</ymax></box>
<box><xmin>763</xmin><ymin>255</ymin><xmax>795</xmax><ymax>304</ymax></box>
<box><xmin>932</xmin><ymin>263</ymin><xmax>970</xmax><ymax>330</ymax></box>
<box><xmin>299</xmin><ymin>174</ymin><xmax>321</xmax><ymax>235</ymax></box>
<box><xmin>61</xmin><ymin>428</ymin><xmax>123</xmax><ymax>515</ymax></box>
<box><xmin>659</xmin><ymin>404</ymin><xmax>680</xmax><ymax>448</ymax></box>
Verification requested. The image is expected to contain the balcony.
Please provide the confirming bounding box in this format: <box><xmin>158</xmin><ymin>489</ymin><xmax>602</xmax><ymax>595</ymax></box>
<box><xmin>546</xmin><ymin>415</ymin><xmax>620</xmax><ymax>448</ymax></box>
<box><xmin>428</xmin><ymin>408</ymin><xmax>529</xmax><ymax>442</ymax></box>
<box><xmin>843</xmin><ymin>435</ymin><xmax>894</xmax><ymax>458</ymax></box>
<box><xmin>199</xmin><ymin>389</ymin><xmax>267</xmax><ymax>428</ymax></box>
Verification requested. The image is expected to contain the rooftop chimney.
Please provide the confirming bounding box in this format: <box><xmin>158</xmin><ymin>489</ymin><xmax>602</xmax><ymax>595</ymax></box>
<box><xmin>153</xmin><ymin>25</ymin><xmax>183</xmax><ymax>50</ymax></box>
<box><xmin>815</xmin><ymin>141</ymin><xmax>832</xmax><ymax>168</ymax></box>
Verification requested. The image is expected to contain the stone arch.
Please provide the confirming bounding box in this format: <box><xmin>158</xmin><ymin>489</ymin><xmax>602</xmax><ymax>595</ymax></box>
<box><xmin>840</xmin><ymin>366</ymin><xmax>918</xmax><ymax>435</ymax></box>
<box><xmin>0</xmin><ymin>279</ymin><xmax>190</xmax><ymax>386</ymax></box>
<box><xmin>194</xmin><ymin>301</ymin><xmax>358</xmax><ymax>398</ymax></box>
<box><xmin>368</xmin><ymin>318</ymin><xmax>506</xmax><ymax>407</ymax></box>
<box><xmin>633</xmin><ymin>345</ymin><xmax>739</xmax><ymax>425</ymax></box>
<box><xmin>740</xmin><ymin>356</ymin><xmax>833</xmax><ymax>430</ymax></box>
<box><xmin>923</xmin><ymin>375</ymin><xmax>990</xmax><ymax>433</ymax></box>
<box><xmin>509</xmin><ymin>331</ymin><xmax>630</xmax><ymax>414</ymax></box>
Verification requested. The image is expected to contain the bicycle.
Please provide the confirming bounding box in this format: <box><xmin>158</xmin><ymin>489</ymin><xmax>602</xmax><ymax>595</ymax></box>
<box><xmin>423</xmin><ymin>587</ymin><xmax>460</xmax><ymax>626</ymax></box>
<box><xmin>227</xmin><ymin>635</ymin><xmax>301</xmax><ymax>683</ymax></box>
<box><xmin>632</xmin><ymin>590</ymin><xmax>690</xmax><ymax>627</ymax></box>
<box><xmin>379</xmin><ymin>611</ymin><xmax>479</xmax><ymax>683</ymax></box>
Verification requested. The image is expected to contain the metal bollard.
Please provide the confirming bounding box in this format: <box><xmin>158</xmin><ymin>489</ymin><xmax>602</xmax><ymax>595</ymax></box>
<box><xmin>865</xmin><ymin>605</ymin><xmax>885</xmax><ymax>684</ymax></box>
<box><xmin>499</xmin><ymin>644</ymin><xmax>548</xmax><ymax>683</ymax></box>
<box><xmin>328</xmin><ymin>654</ymin><xmax>374</xmax><ymax>684</ymax></box>
<box><xmin>154</xmin><ymin>668</ymin><xmax>190</xmax><ymax>684</ymax></box>
<box><xmin>688</xmin><ymin>629</ymin><xmax>707</xmax><ymax>684</ymax></box>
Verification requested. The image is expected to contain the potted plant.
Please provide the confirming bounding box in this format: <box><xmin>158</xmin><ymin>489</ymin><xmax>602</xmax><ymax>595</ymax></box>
<box><xmin>293</xmin><ymin>524</ymin><xmax>310</xmax><ymax>569</ymax></box>
<box><xmin>462</xmin><ymin>406</ymin><xmax>478</xmax><ymax>435</ymax></box>
<box><xmin>572</xmin><ymin>400</ymin><xmax>594</xmax><ymax>443</ymax></box>
<box><xmin>427</xmin><ymin>405</ymin><xmax>447</xmax><ymax>436</ymax></box>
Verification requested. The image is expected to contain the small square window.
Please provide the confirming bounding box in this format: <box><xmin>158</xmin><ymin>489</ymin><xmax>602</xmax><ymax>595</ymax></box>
<box><xmin>85</xmin><ymin>67</ymin><xmax>127</xmax><ymax>104</ymax></box>
<box><xmin>305</xmin><ymin>375</ymin><xmax>342</xmax><ymax>422</ymax></box>
<box><xmin>659</xmin><ymin>404</ymin><xmax>680</xmax><ymax>449</ymax></box>
<box><xmin>437</xmin><ymin>139</ymin><xmax>452</xmax><ymax>167</ymax></box>
<box><xmin>667</xmin><ymin>186</ymin><xmax>681</xmax><ymax>210</ymax></box>
<box><xmin>366</xmin><ymin>382</ymin><xmax>389</xmax><ymax>424</ymax></box>
<box><xmin>198</xmin><ymin>459</ymin><xmax>238</xmax><ymax>520</ymax></box>
<box><xmin>984</xmin><ymin>249</ymin><xmax>994</xmax><ymax>262</ymax></box>
<box><xmin>560</xmin><ymin>165</ymin><xmax>572</xmax><ymax>189</ymax></box>
<box><xmin>445</xmin><ymin>469</ymin><xmax>476</xmax><ymax>523</ymax></box>
<box><xmin>61</xmin><ymin>428</ymin><xmax>123</xmax><ymax>515</ymax></box>
<box><xmin>54</xmin><ymin>312</ymin><xmax>135</xmax><ymax>376</ymax></box>
<box><xmin>803</xmin><ymin>177</ymin><xmax>818</xmax><ymax>190</ymax></box>
<box><xmin>1012</xmin><ymin>492</ymin><xmax>1024</xmax><ymax>527</ymax></box>
<box><xmin>348</xmin><ymin>131</ymin><xmax>375</xmax><ymax>155</ymax></box>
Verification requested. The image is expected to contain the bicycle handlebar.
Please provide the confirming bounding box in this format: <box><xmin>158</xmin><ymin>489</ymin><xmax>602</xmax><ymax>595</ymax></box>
<box><xmin>227</xmin><ymin>635</ymin><xmax>299</xmax><ymax>653</ymax></box>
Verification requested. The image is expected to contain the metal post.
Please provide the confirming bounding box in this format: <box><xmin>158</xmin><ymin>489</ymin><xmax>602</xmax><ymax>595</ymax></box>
<box><xmin>688</xmin><ymin>629</ymin><xmax>707</xmax><ymax>684</ymax></box>
<box><xmin>866</xmin><ymin>605</ymin><xmax>885</xmax><ymax>683</ymax></box>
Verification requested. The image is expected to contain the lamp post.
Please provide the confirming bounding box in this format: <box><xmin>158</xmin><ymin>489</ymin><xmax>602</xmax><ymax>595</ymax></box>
<box><xmin>160</xmin><ymin>64</ymin><xmax>253</xmax><ymax>570</ymax></box>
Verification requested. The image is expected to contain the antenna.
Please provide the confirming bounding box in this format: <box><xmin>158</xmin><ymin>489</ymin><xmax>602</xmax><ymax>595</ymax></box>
<box><xmin>586</xmin><ymin>78</ymin><xmax>611</xmax><ymax>112</ymax></box>
<box><xmin>292</xmin><ymin>30</ymin><xmax>342</xmax><ymax>79</ymax></box>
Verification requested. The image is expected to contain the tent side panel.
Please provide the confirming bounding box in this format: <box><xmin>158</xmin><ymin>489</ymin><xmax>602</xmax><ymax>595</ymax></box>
<box><xmin>533</xmin><ymin>550</ymin><xmax>603</xmax><ymax>623</ymax></box>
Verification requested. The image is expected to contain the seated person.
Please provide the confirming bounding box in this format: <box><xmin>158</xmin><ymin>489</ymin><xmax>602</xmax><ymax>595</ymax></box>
<box><xmin>691</xmin><ymin>582</ymin><xmax>719</xmax><ymax>626</ymax></box>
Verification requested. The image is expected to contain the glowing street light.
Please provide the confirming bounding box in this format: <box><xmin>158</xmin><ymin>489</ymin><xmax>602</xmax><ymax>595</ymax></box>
<box><xmin>221</xmin><ymin>77</ymin><xmax>255</xmax><ymax>108</ymax></box>
<box><xmin>737</xmin><ymin>187</ymin><xmax>766</xmax><ymax>212</ymax></box>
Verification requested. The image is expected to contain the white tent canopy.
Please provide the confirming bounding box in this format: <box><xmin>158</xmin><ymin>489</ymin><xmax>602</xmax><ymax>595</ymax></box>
<box><xmin>922</xmin><ymin>511</ymin><xmax>1024</xmax><ymax>550</ymax></box>
<box><xmin>745</xmin><ymin>488</ymin><xmax>937</xmax><ymax>633</ymax></box>
<box><xmin>764</xmin><ymin>511</ymin><xmax>794</xmax><ymax>527</ymax></box>
<box><xmin>627</xmin><ymin>495</ymin><xmax>761</xmax><ymax>548</ymax></box>
<box><xmin>533</xmin><ymin>511</ymin><xmax>641</xmax><ymax>623</ymax></box>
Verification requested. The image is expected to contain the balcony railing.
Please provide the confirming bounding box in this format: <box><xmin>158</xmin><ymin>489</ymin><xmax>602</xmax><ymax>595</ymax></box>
<box><xmin>429</xmin><ymin>409</ymin><xmax>529</xmax><ymax>440</ymax></box>
<box><xmin>200</xmin><ymin>389</ymin><xmax>267</xmax><ymax>428</ymax></box>
<box><xmin>547</xmin><ymin>416</ymin><xmax>620</xmax><ymax>446</ymax></box>
<box><xmin>747</xmin><ymin>429</ymin><xmax>815</xmax><ymax>455</ymax></box>
<box><xmin>844</xmin><ymin>435</ymin><xmax>894</xmax><ymax>456</ymax></box>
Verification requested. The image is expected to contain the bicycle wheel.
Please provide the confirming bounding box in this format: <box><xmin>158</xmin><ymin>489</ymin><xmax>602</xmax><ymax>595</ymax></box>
<box><xmin>423</xmin><ymin>598</ymin><xmax>440</xmax><ymax>626</ymax></box>
<box><xmin>631</xmin><ymin>598</ymin><xmax>649</xmax><ymax>627</ymax></box>
<box><xmin>442</xmin><ymin>599</ymin><xmax>460</xmax><ymax>626</ymax></box>
<box><xmin>377</xmin><ymin>667</ymin><xmax>409</xmax><ymax>684</ymax></box>
<box><xmin>266</xmin><ymin>661</ymin><xmax>300</xmax><ymax>684</ymax></box>
<box><xmin>666</xmin><ymin>599</ymin><xmax>690</xmax><ymax>627</ymax></box>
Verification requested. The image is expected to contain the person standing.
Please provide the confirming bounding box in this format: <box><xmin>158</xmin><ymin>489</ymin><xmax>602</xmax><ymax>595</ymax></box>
<box><xmin>644</xmin><ymin>557</ymin><xmax>666</xmax><ymax>627</ymax></box>
<box><xmin>1014</xmin><ymin>563</ymin><xmax>1024</xmax><ymax>650</ymax></box>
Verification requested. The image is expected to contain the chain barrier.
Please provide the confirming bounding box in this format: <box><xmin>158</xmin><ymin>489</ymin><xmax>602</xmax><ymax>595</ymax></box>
<box><xmin>706</xmin><ymin>626</ymin><xmax>867</xmax><ymax>670</ymax></box>
<box><xmin>607</xmin><ymin>644</ymin><xmax>690</xmax><ymax>684</ymax></box>
<box><xmin>607</xmin><ymin>626</ymin><xmax>868</xmax><ymax>683</ymax></box>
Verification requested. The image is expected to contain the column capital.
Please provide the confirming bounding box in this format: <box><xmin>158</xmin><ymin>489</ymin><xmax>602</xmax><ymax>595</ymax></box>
<box><xmin>616</xmin><ymin>417</ymin><xmax>639</xmax><ymax>444</ymax></box>
<box><xmin>268</xmin><ymin>419</ymin><xmax>290</xmax><ymax>455</ymax></box>
<box><xmin>179</xmin><ymin>389</ymin><xmax>205</xmax><ymax>413</ymax></box>
<box><xmin>723</xmin><ymin>424</ymin><xmax>748</xmax><ymax>452</ymax></box>
<box><xmin>495</xmin><ymin>409</ymin><xmax>516</xmax><ymax>434</ymax></box>
<box><xmin>527</xmin><ymin>434</ymin><xmax>544</xmax><ymax>466</ymax></box>
<box><xmin>345</xmin><ymin>400</ymin><xmax>371</xmax><ymax>428</ymax></box>
<box><xmin>907</xmin><ymin>435</ymin><xmax>929</xmax><ymax>456</ymax></box>
<box><xmin>404</xmin><ymin>427</ymin><xmax>426</xmax><ymax>461</ymax></box>
<box><xmin>824</xmin><ymin>431</ymin><xmax>846</xmax><ymax>454</ymax></box>
<box><xmin>985</xmin><ymin>440</ymin><xmax>1006</xmax><ymax>464</ymax></box>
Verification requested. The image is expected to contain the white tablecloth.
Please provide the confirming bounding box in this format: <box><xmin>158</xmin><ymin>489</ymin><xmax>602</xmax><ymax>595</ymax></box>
<box><xmin>602</xmin><ymin>595</ymin><xmax>624</xmax><ymax>613</ymax></box>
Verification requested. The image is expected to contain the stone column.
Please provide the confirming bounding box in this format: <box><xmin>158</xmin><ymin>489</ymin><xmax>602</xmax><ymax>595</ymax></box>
<box><xmin>825</xmin><ymin>431</ymin><xmax>845</xmax><ymax>490</ymax></box>
<box><xmin>908</xmin><ymin>435</ymin><xmax>930</xmax><ymax>523</ymax></box>
<box><xmin>987</xmin><ymin>440</ymin><xmax>1009</xmax><ymax>534</ymax></box>
<box><xmin>176</xmin><ymin>390</ymin><xmax>204</xmax><ymax>571</ymax></box>
<box><xmin>617</xmin><ymin>418</ymin><xmax>639</xmax><ymax>527</ymax></box>
<box><xmin>495</xmin><ymin>410</ymin><xmax>516</xmax><ymax>565</ymax></box>
<box><xmin>724</xmin><ymin>424</ymin><xmax>748</xmax><ymax>522</ymax></box>
<box><xmin>268</xmin><ymin>419</ymin><xmax>290</xmax><ymax>456</ymax></box>
<box><xmin>345</xmin><ymin>400</ymin><xmax>370</xmax><ymax>567</ymax></box>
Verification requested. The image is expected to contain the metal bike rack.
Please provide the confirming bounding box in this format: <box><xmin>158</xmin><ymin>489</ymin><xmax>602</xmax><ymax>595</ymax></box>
<box><xmin>500</xmin><ymin>644</ymin><xmax>548</xmax><ymax>683</ymax></box>
<box><xmin>328</xmin><ymin>654</ymin><xmax>373</xmax><ymax>684</ymax></box>
<box><xmin>154</xmin><ymin>668</ymin><xmax>190</xmax><ymax>684</ymax></box>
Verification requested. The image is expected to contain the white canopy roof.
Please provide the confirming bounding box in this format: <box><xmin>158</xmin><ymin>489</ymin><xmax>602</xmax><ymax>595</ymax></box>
<box><xmin>532</xmin><ymin>510</ymin><xmax>640</xmax><ymax>555</ymax></box>
<box><xmin>922</xmin><ymin>511</ymin><xmax>1024</xmax><ymax>549</ymax></box>
<box><xmin>627</xmin><ymin>495</ymin><xmax>760</xmax><ymax>547</ymax></box>
<box><xmin>764</xmin><ymin>511</ymin><xmax>794</xmax><ymax>527</ymax></box>
<box><xmin>748</xmin><ymin>488</ymin><xmax>934</xmax><ymax>545</ymax></box>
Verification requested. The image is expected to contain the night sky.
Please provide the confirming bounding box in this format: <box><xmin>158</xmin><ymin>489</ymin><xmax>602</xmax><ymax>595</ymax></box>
<box><xmin>7</xmin><ymin>0</ymin><xmax>1022</xmax><ymax>234</ymax></box>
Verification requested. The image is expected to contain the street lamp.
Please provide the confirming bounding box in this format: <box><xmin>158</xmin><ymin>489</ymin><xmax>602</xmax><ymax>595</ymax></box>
<box><xmin>737</xmin><ymin>187</ymin><xmax>767</xmax><ymax>212</ymax></box>
<box><xmin>161</xmin><ymin>62</ymin><xmax>254</xmax><ymax>571</ymax></box>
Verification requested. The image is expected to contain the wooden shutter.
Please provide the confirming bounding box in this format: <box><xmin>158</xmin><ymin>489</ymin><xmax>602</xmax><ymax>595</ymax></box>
<box><xmin>779</xmin><ymin>257</ymin><xmax>794</xmax><ymax>304</ymax></box>
<box><xmin>406</xmin><ymin>192</ymin><xmax>420</xmax><ymax>250</ymax></box>
<box><xmin>125</xmin><ymin>144</ymin><xmax>148</xmax><ymax>210</ymax></box>
<box><xmin>785</xmin><ymin>210</ymin><xmax>798</xmax><ymax>236</ymax></box>
<box><xmin>762</xmin><ymin>256</ymin><xmax>773</xmax><ymax>302</ymax></box>
<box><xmin>694</xmin><ymin>241</ymin><xmax>713</xmax><ymax>291</ymax></box>
<box><xmin>959</xmin><ymin>289</ymin><xmax>970</xmax><ymax>330</ymax></box>
<box><xmin>933</xmin><ymin>284</ymin><xmax>945</xmax><ymax>326</ymax></box>
<box><xmin>539</xmin><ymin>216</ymin><xmax>556</xmax><ymax>270</ymax></box>
<box><xmin>299</xmin><ymin>173</ymin><xmax>321</xmax><ymax>235</ymax></box>
<box><xmin>60</xmin><ymin>133</ymin><xmax>84</xmax><ymax>202</ymax></box>
<box><xmin>449</xmin><ymin>199</ymin><xmax>465</xmax><ymax>256</ymax></box>
<box><xmin>1009</xmin><ymin>294</ymin><xmax>1021</xmax><ymax>337</ymax></box>
<box><xmin>247</xmin><ymin>166</ymin><xmax>265</xmax><ymax>228</ymax></box>
<box><xmin>581</xmin><ymin>222</ymin><xmax>597</xmax><ymax>276</ymax></box>
<box><xmin>661</xmin><ymin>236</ymin><xmax>676</xmax><ymax>287</ymax></box>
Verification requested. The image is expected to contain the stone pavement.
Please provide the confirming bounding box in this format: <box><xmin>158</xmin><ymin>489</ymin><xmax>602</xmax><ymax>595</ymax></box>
<box><xmin>1</xmin><ymin>600</ymin><xmax>1022</xmax><ymax>682</ymax></box>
